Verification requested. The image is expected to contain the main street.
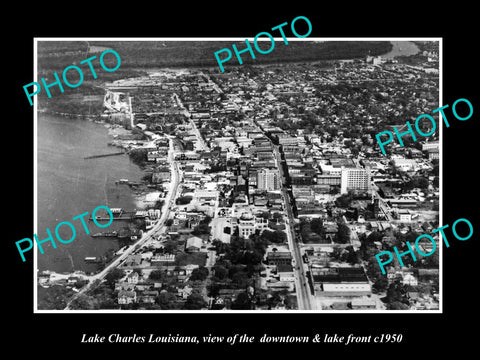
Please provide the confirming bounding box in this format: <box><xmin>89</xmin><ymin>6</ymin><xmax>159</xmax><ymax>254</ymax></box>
<box><xmin>272</xmin><ymin>145</ymin><xmax>314</xmax><ymax>310</ymax></box>
<box><xmin>64</xmin><ymin>138</ymin><xmax>180</xmax><ymax>309</ymax></box>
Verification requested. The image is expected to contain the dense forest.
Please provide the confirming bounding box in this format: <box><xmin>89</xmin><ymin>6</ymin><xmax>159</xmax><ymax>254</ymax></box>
<box><xmin>37</xmin><ymin>41</ymin><xmax>393</xmax><ymax>71</ymax></box>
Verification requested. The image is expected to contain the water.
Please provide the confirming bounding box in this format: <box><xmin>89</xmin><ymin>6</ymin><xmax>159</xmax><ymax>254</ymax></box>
<box><xmin>37</xmin><ymin>114</ymin><xmax>145</xmax><ymax>273</ymax></box>
<box><xmin>382</xmin><ymin>41</ymin><xmax>420</xmax><ymax>59</ymax></box>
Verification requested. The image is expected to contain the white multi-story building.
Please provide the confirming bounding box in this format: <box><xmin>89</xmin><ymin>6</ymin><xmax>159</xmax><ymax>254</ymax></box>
<box><xmin>340</xmin><ymin>167</ymin><xmax>371</xmax><ymax>194</ymax></box>
<box><xmin>422</xmin><ymin>141</ymin><xmax>439</xmax><ymax>151</ymax></box>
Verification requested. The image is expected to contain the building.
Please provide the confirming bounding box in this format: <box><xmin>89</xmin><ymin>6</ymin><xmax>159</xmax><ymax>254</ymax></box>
<box><xmin>321</xmin><ymin>283</ymin><xmax>372</xmax><ymax>297</ymax></box>
<box><xmin>340</xmin><ymin>167</ymin><xmax>371</xmax><ymax>194</ymax></box>
<box><xmin>238</xmin><ymin>212</ymin><xmax>256</xmax><ymax>238</ymax></box>
<box><xmin>351</xmin><ymin>298</ymin><xmax>377</xmax><ymax>310</ymax></box>
<box><xmin>118</xmin><ymin>290</ymin><xmax>137</xmax><ymax>305</ymax></box>
<box><xmin>277</xmin><ymin>264</ymin><xmax>295</xmax><ymax>282</ymax></box>
<box><xmin>422</xmin><ymin>141</ymin><xmax>439</xmax><ymax>151</ymax></box>
<box><xmin>392</xmin><ymin>158</ymin><xmax>418</xmax><ymax>172</ymax></box>
<box><xmin>127</xmin><ymin>271</ymin><xmax>139</xmax><ymax>284</ymax></box>
<box><xmin>396</xmin><ymin>209</ymin><xmax>412</xmax><ymax>222</ymax></box>
<box><xmin>185</xmin><ymin>236</ymin><xmax>203</xmax><ymax>252</ymax></box>
<box><xmin>266</xmin><ymin>251</ymin><xmax>293</xmax><ymax>266</ymax></box>
<box><xmin>316</xmin><ymin>174</ymin><xmax>341</xmax><ymax>186</ymax></box>
<box><xmin>257</xmin><ymin>169</ymin><xmax>280</xmax><ymax>191</ymax></box>
<box><xmin>311</xmin><ymin>266</ymin><xmax>369</xmax><ymax>293</ymax></box>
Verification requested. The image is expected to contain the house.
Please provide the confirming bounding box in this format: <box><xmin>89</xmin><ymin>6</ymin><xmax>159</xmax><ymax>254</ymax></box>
<box><xmin>178</xmin><ymin>285</ymin><xmax>193</xmax><ymax>299</ymax></box>
<box><xmin>139</xmin><ymin>295</ymin><xmax>156</xmax><ymax>304</ymax></box>
<box><xmin>127</xmin><ymin>271</ymin><xmax>140</xmax><ymax>284</ymax></box>
<box><xmin>402</xmin><ymin>272</ymin><xmax>418</xmax><ymax>286</ymax></box>
<box><xmin>118</xmin><ymin>290</ymin><xmax>137</xmax><ymax>305</ymax></box>
<box><xmin>115</xmin><ymin>282</ymin><xmax>135</xmax><ymax>292</ymax></box>
<box><xmin>185</xmin><ymin>236</ymin><xmax>203</xmax><ymax>252</ymax></box>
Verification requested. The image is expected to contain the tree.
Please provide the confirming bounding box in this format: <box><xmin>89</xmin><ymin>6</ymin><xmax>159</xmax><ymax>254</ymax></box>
<box><xmin>336</xmin><ymin>192</ymin><xmax>354</xmax><ymax>208</ymax></box>
<box><xmin>105</xmin><ymin>268</ymin><xmax>125</xmax><ymax>285</ymax></box>
<box><xmin>37</xmin><ymin>285</ymin><xmax>73</xmax><ymax>310</ymax></box>
<box><xmin>272</xmin><ymin>212</ymin><xmax>283</xmax><ymax>221</ymax></box>
<box><xmin>189</xmin><ymin>266</ymin><xmax>209</xmax><ymax>281</ymax></box>
<box><xmin>388</xmin><ymin>301</ymin><xmax>409</xmax><ymax>310</ymax></box>
<box><xmin>386</xmin><ymin>282</ymin><xmax>409</xmax><ymax>305</ymax></box>
<box><xmin>260</xmin><ymin>229</ymin><xmax>286</xmax><ymax>244</ymax></box>
<box><xmin>149</xmin><ymin>270</ymin><xmax>167</xmax><ymax>282</ymax></box>
<box><xmin>176</xmin><ymin>196</ymin><xmax>192</xmax><ymax>205</ymax></box>
<box><xmin>142</xmin><ymin>173</ymin><xmax>152</xmax><ymax>183</ymax></box>
<box><xmin>163</xmin><ymin>239</ymin><xmax>178</xmax><ymax>254</ymax></box>
<box><xmin>231</xmin><ymin>271</ymin><xmax>250</xmax><ymax>288</ymax></box>
<box><xmin>343</xmin><ymin>246</ymin><xmax>359</xmax><ymax>264</ymax></box>
<box><xmin>310</xmin><ymin>218</ymin><xmax>324</xmax><ymax>236</ymax></box>
<box><xmin>336</xmin><ymin>223</ymin><xmax>351</xmax><ymax>244</ymax></box>
<box><xmin>212</xmin><ymin>239</ymin><xmax>229</xmax><ymax>254</ymax></box>
<box><xmin>213</xmin><ymin>265</ymin><xmax>228</xmax><ymax>280</ymax></box>
<box><xmin>156</xmin><ymin>292</ymin><xmax>177</xmax><ymax>310</ymax></box>
<box><xmin>192</xmin><ymin>222</ymin><xmax>211</xmax><ymax>236</ymax></box>
<box><xmin>184</xmin><ymin>292</ymin><xmax>207</xmax><ymax>310</ymax></box>
<box><xmin>267</xmin><ymin>292</ymin><xmax>284</xmax><ymax>309</ymax></box>
<box><xmin>372</xmin><ymin>276</ymin><xmax>389</xmax><ymax>293</ymax></box>
<box><xmin>231</xmin><ymin>292</ymin><xmax>252</xmax><ymax>310</ymax></box>
<box><xmin>128</xmin><ymin>148</ymin><xmax>147</xmax><ymax>166</ymax></box>
<box><xmin>69</xmin><ymin>294</ymin><xmax>95</xmax><ymax>310</ymax></box>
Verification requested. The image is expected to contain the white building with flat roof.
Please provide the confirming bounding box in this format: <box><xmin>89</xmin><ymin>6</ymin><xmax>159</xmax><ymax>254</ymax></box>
<box><xmin>340</xmin><ymin>167</ymin><xmax>371</xmax><ymax>194</ymax></box>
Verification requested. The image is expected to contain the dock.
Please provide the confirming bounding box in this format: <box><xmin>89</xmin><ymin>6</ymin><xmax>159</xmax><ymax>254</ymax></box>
<box><xmin>84</xmin><ymin>152</ymin><xmax>125</xmax><ymax>160</ymax></box>
<box><xmin>89</xmin><ymin>214</ymin><xmax>134</xmax><ymax>221</ymax></box>
<box><xmin>88</xmin><ymin>207</ymin><xmax>135</xmax><ymax>221</ymax></box>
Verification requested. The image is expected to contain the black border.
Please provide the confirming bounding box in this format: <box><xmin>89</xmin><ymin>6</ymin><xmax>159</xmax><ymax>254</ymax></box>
<box><xmin>7</xmin><ymin>4</ymin><xmax>479</xmax><ymax>355</ymax></box>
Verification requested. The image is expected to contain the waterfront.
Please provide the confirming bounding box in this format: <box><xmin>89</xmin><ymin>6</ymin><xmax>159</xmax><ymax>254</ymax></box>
<box><xmin>37</xmin><ymin>114</ymin><xmax>145</xmax><ymax>274</ymax></box>
<box><xmin>382</xmin><ymin>40</ymin><xmax>420</xmax><ymax>58</ymax></box>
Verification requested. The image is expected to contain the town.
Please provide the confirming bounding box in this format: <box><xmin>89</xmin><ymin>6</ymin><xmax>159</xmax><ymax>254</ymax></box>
<box><xmin>37</xmin><ymin>41</ymin><xmax>440</xmax><ymax>311</ymax></box>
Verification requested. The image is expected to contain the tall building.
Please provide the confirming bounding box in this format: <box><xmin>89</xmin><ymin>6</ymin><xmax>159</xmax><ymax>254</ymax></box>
<box><xmin>340</xmin><ymin>167</ymin><xmax>371</xmax><ymax>194</ymax></box>
<box><xmin>257</xmin><ymin>169</ymin><xmax>280</xmax><ymax>191</ymax></box>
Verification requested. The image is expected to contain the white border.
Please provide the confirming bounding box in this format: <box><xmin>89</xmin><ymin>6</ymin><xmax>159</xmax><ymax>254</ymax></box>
<box><xmin>33</xmin><ymin>37</ymin><xmax>443</xmax><ymax>314</ymax></box>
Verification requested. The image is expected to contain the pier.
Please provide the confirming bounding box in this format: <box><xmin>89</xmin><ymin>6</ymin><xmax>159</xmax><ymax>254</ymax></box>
<box><xmin>89</xmin><ymin>213</ymin><xmax>134</xmax><ymax>221</ymax></box>
<box><xmin>84</xmin><ymin>152</ymin><xmax>125</xmax><ymax>160</ymax></box>
<box><xmin>88</xmin><ymin>208</ymin><xmax>135</xmax><ymax>221</ymax></box>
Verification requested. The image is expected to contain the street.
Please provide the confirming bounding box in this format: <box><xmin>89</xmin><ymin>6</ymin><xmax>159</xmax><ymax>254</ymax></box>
<box><xmin>272</xmin><ymin>144</ymin><xmax>315</xmax><ymax>310</ymax></box>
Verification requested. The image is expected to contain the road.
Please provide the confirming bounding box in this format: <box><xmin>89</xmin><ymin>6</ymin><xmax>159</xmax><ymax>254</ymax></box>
<box><xmin>272</xmin><ymin>145</ymin><xmax>314</xmax><ymax>310</ymax></box>
<box><xmin>373</xmin><ymin>190</ymin><xmax>394</xmax><ymax>221</ymax></box>
<box><xmin>64</xmin><ymin>138</ymin><xmax>181</xmax><ymax>309</ymax></box>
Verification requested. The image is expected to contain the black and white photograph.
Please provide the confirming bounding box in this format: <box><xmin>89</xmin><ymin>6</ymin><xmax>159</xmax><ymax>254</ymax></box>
<box><xmin>33</xmin><ymin>39</ymin><xmax>441</xmax><ymax>313</ymax></box>
<box><xmin>6</xmin><ymin>5</ymin><xmax>478</xmax><ymax>356</ymax></box>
